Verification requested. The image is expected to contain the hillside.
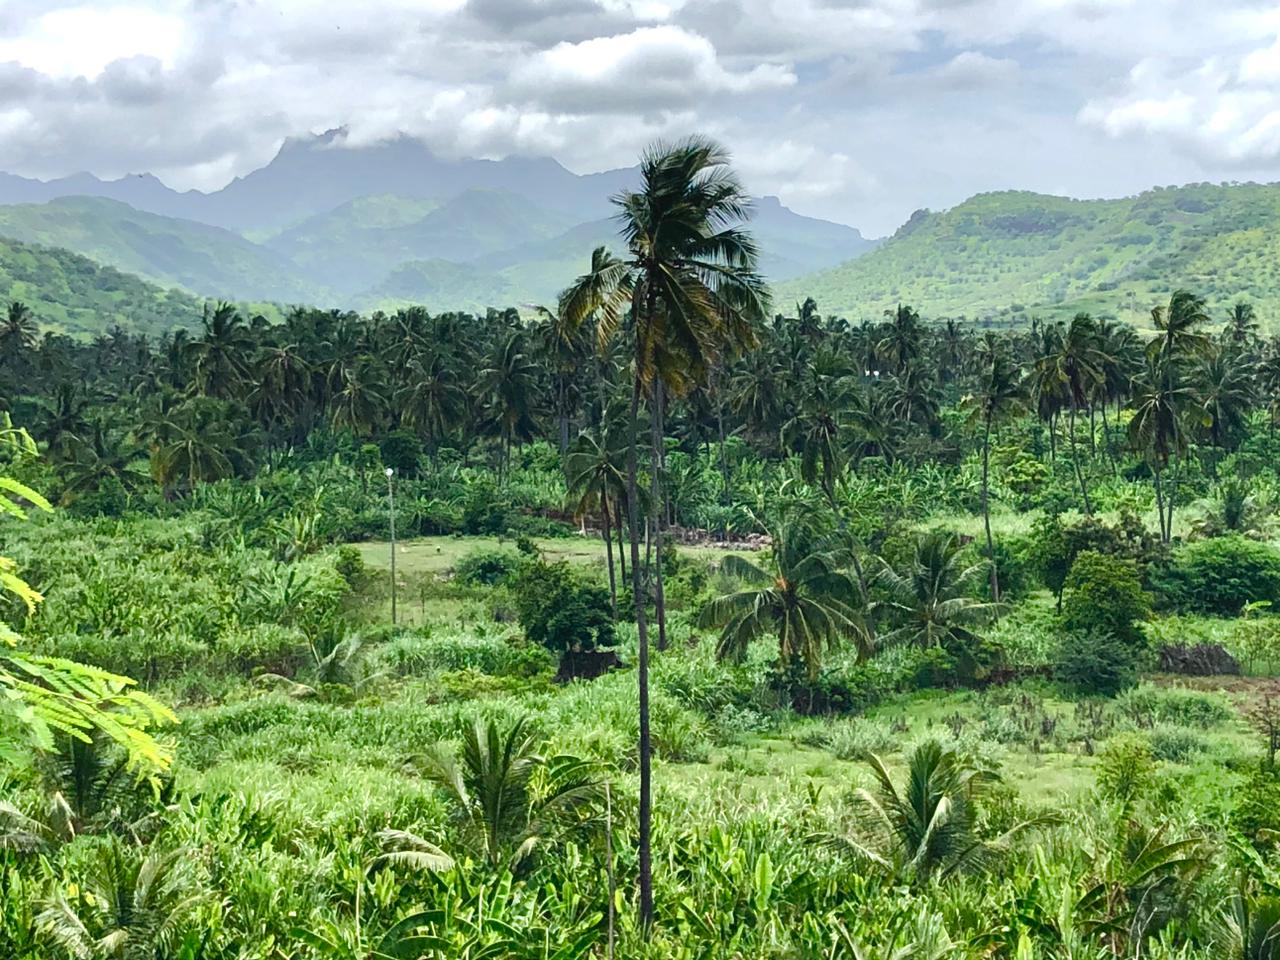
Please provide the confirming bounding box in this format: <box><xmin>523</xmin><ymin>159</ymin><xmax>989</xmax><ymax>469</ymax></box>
<box><xmin>0</xmin><ymin>197</ymin><xmax>321</xmax><ymax>304</ymax></box>
<box><xmin>0</xmin><ymin>235</ymin><xmax>204</xmax><ymax>338</ymax></box>
<box><xmin>268</xmin><ymin>189</ymin><xmax>579</xmax><ymax>295</ymax></box>
<box><xmin>780</xmin><ymin>182</ymin><xmax>1280</xmax><ymax>325</ymax></box>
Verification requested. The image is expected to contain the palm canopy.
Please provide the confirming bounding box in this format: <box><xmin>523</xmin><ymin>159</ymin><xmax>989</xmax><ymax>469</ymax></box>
<box><xmin>818</xmin><ymin>739</ymin><xmax>1050</xmax><ymax>885</ymax></box>
<box><xmin>559</xmin><ymin>135</ymin><xmax>768</xmax><ymax>392</ymax></box>
<box><xmin>1150</xmin><ymin>289</ymin><xmax>1213</xmax><ymax>363</ymax></box>
<box><xmin>874</xmin><ymin>530</ymin><xmax>997</xmax><ymax>653</ymax></box>
<box><xmin>697</xmin><ymin>520</ymin><xmax>870</xmax><ymax>677</ymax></box>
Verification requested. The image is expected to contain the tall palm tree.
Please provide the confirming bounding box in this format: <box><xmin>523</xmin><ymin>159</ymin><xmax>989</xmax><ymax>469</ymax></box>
<box><xmin>396</xmin><ymin>350</ymin><xmax>466</xmax><ymax>460</ymax></box>
<box><xmin>1150</xmin><ymin>289</ymin><xmax>1213</xmax><ymax>363</ymax></box>
<box><xmin>559</xmin><ymin>136</ymin><xmax>767</xmax><ymax>926</ymax></box>
<box><xmin>1129</xmin><ymin>354</ymin><xmax>1196</xmax><ymax>542</ymax></box>
<box><xmin>532</xmin><ymin>303</ymin><xmax>588</xmax><ymax>459</ymax></box>
<box><xmin>697</xmin><ymin>520</ymin><xmax>870</xmax><ymax>678</ymax></box>
<box><xmin>418</xmin><ymin>717</ymin><xmax>601</xmax><ymax>871</ymax></box>
<box><xmin>329</xmin><ymin>356</ymin><xmax>389</xmax><ymax>438</ymax></box>
<box><xmin>475</xmin><ymin>330</ymin><xmax>540</xmax><ymax>481</ymax></box>
<box><xmin>187</xmin><ymin>301</ymin><xmax>253</xmax><ymax>400</ymax></box>
<box><xmin>565</xmin><ymin>428</ymin><xmax>628</xmax><ymax>612</ymax></box>
<box><xmin>1196</xmin><ymin>346</ymin><xmax>1257</xmax><ymax>460</ymax></box>
<box><xmin>879</xmin><ymin>304</ymin><xmax>923</xmax><ymax>375</ymax></box>
<box><xmin>963</xmin><ymin>335</ymin><xmax>1027</xmax><ymax>601</ymax></box>
<box><xmin>1226</xmin><ymin>301</ymin><xmax>1261</xmax><ymax>348</ymax></box>
<box><xmin>0</xmin><ymin>301</ymin><xmax>38</xmax><ymax>368</ymax></box>
<box><xmin>874</xmin><ymin>531</ymin><xmax>997</xmax><ymax>661</ymax></box>
<box><xmin>1037</xmin><ymin>313</ymin><xmax>1104</xmax><ymax>513</ymax></box>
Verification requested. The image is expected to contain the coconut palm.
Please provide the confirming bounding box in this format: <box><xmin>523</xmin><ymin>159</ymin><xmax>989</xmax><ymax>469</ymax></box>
<box><xmin>0</xmin><ymin>301</ymin><xmax>38</xmax><ymax>368</ymax></box>
<box><xmin>1129</xmin><ymin>354</ymin><xmax>1197</xmax><ymax>542</ymax></box>
<box><xmin>963</xmin><ymin>336</ymin><xmax>1027</xmax><ymax>601</ymax></box>
<box><xmin>396</xmin><ymin>350</ymin><xmax>466</xmax><ymax>460</ymax></box>
<box><xmin>565</xmin><ymin>427</ymin><xmax>629</xmax><ymax>611</ymax></box>
<box><xmin>879</xmin><ymin>304</ymin><xmax>923</xmax><ymax>375</ymax></box>
<box><xmin>1037</xmin><ymin>313</ymin><xmax>1104</xmax><ymax>513</ymax></box>
<box><xmin>474</xmin><ymin>330</ymin><xmax>540</xmax><ymax>481</ymax></box>
<box><xmin>818</xmin><ymin>740</ymin><xmax>1048</xmax><ymax>885</ymax></box>
<box><xmin>188</xmin><ymin>301</ymin><xmax>253</xmax><ymax>400</ymax></box>
<box><xmin>558</xmin><ymin>136</ymin><xmax>768</xmax><ymax>925</ymax></box>
<box><xmin>1226</xmin><ymin>301</ymin><xmax>1261</xmax><ymax>348</ymax></box>
<box><xmin>329</xmin><ymin>356</ymin><xmax>389</xmax><ymax>438</ymax></box>
<box><xmin>1149</xmin><ymin>289</ymin><xmax>1213</xmax><ymax>363</ymax></box>
<box><xmin>697</xmin><ymin>520</ymin><xmax>870</xmax><ymax>678</ymax></box>
<box><xmin>874</xmin><ymin>531</ymin><xmax>997</xmax><ymax>660</ymax></box>
<box><xmin>1196</xmin><ymin>346</ymin><xmax>1257</xmax><ymax>458</ymax></box>
<box><xmin>419</xmin><ymin>716</ymin><xmax>601</xmax><ymax>872</ymax></box>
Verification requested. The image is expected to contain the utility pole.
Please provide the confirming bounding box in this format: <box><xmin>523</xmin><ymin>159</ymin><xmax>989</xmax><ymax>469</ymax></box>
<box><xmin>385</xmin><ymin>466</ymin><xmax>397</xmax><ymax>625</ymax></box>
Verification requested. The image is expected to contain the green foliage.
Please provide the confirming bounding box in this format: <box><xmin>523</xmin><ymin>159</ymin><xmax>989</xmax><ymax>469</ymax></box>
<box><xmin>512</xmin><ymin>558</ymin><xmax>615</xmax><ymax>654</ymax></box>
<box><xmin>1231</xmin><ymin>765</ymin><xmax>1280</xmax><ymax>842</ymax></box>
<box><xmin>1062</xmin><ymin>550</ymin><xmax>1151</xmax><ymax>645</ymax></box>
<box><xmin>453</xmin><ymin>547</ymin><xmax>521</xmax><ymax>587</ymax></box>
<box><xmin>1056</xmin><ymin>628</ymin><xmax>1141</xmax><ymax>696</ymax></box>
<box><xmin>1155</xmin><ymin>536</ymin><xmax>1280</xmax><ymax>615</ymax></box>
<box><xmin>1095</xmin><ymin>732</ymin><xmax>1157</xmax><ymax>802</ymax></box>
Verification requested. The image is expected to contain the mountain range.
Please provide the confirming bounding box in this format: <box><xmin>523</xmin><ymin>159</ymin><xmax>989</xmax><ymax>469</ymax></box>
<box><xmin>0</xmin><ymin>132</ymin><xmax>877</xmax><ymax>319</ymax></box>
<box><xmin>2</xmin><ymin>132</ymin><xmax>1278</xmax><ymax>337</ymax></box>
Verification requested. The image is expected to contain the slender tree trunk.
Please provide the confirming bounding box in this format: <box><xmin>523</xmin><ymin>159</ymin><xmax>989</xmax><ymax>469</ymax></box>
<box><xmin>558</xmin><ymin>379</ymin><xmax>569</xmax><ymax>460</ymax></box>
<box><xmin>603</xmin><ymin>495</ymin><xmax>617</xmax><ymax>615</ymax></box>
<box><xmin>1087</xmin><ymin>405</ymin><xmax>1097</xmax><ymax>458</ymax></box>
<box><xmin>1047</xmin><ymin>413</ymin><xmax>1057</xmax><ymax>461</ymax></box>
<box><xmin>1153</xmin><ymin>464</ymin><xmax>1168</xmax><ymax>543</ymax></box>
<box><xmin>651</xmin><ymin>381</ymin><xmax>667</xmax><ymax>652</ymax></box>
<box><xmin>1166</xmin><ymin>458</ymin><xmax>1178</xmax><ymax>542</ymax></box>
<box><xmin>605</xmin><ymin>781</ymin><xmax>616</xmax><ymax>960</ymax></box>
<box><xmin>1099</xmin><ymin>402</ymin><xmax>1117</xmax><ymax>477</ymax></box>
<box><xmin>1068</xmin><ymin>402</ymin><xmax>1092</xmax><ymax>515</ymax></box>
<box><xmin>626</xmin><ymin>367</ymin><xmax>653</xmax><ymax>930</ymax></box>
<box><xmin>982</xmin><ymin>415</ymin><xmax>999</xmax><ymax>605</ymax></box>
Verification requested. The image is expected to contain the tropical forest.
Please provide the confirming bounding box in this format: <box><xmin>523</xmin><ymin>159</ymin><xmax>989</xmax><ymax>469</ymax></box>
<box><xmin>5</xmin><ymin>135</ymin><xmax>1280</xmax><ymax>960</ymax></box>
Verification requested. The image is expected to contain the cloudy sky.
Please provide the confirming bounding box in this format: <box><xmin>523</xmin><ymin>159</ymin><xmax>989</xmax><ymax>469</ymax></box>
<box><xmin>0</xmin><ymin>0</ymin><xmax>1278</xmax><ymax>233</ymax></box>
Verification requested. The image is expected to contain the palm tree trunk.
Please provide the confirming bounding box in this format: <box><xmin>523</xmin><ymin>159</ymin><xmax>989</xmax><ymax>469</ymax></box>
<box><xmin>1047</xmin><ymin>413</ymin><xmax>1057</xmax><ymax>461</ymax></box>
<box><xmin>982</xmin><ymin>415</ymin><xmax>999</xmax><ymax>604</ymax></box>
<box><xmin>1068</xmin><ymin>402</ymin><xmax>1092</xmax><ymax>515</ymax></box>
<box><xmin>1153</xmin><ymin>464</ymin><xmax>1168</xmax><ymax>543</ymax></box>
<box><xmin>616</xmin><ymin>503</ymin><xmax>627</xmax><ymax>583</ymax></box>
<box><xmin>603</xmin><ymin>494</ymin><xmax>617</xmax><ymax>615</ymax></box>
<box><xmin>1166</xmin><ymin>458</ymin><xmax>1178</xmax><ymax>542</ymax></box>
<box><xmin>626</xmin><ymin>365</ymin><xmax>653</xmax><ymax>930</ymax></box>
<box><xmin>651</xmin><ymin>381</ymin><xmax>667</xmax><ymax>652</ymax></box>
<box><xmin>1087</xmin><ymin>405</ymin><xmax>1097</xmax><ymax>458</ymax></box>
<box><xmin>1099</xmin><ymin>402</ymin><xmax>1117</xmax><ymax>477</ymax></box>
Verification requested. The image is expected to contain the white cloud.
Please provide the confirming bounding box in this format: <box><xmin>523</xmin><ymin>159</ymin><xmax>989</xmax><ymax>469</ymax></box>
<box><xmin>509</xmin><ymin>26</ymin><xmax>794</xmax><ymax>113</ymax></box>
<box><xmin>1080</xmin><ymin>39</ymin><xmax>1280</xmax><ymax>166</ymax></box>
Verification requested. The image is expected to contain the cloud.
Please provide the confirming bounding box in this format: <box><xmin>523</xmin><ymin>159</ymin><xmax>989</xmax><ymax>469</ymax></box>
<box><xmin>508</xmin><ymin>26</ymin><xmax>795</xmax><ymax>113</ymax></box>
<box><xmin>1080</xmin><ymin>38</ymin><xmax>1280</xmax><ymax>166</ymax></box>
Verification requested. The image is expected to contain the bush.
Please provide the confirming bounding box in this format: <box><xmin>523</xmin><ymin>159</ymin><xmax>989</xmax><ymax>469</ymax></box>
<box><xmin>1056</xmin><ymin>628</ymin><xmax>1141</xmax><ymax>696</ymax></box>
<box><xmin>1114</xmin><ymin>684</ymin><xmax>1233</xmax><ymax>729</ymax></box>
<box><xmin>1095</xmin><ymin>733</ymin><xmax>1156</xmax><ymax>802</ymax></box>
<box><xmin>1231</xmin><ymin>765</ymin><xmax>1280</xmax><ymax>842</ymax></box>
<box><xmin>453</xmin><ymin>548</ymin><xmax>520</xmax><ymax>587</ymax></box>
<box><xmin>1154</xmin><ymin>536</ymin><xmax>1280</xmax><ymax>615</ymax></box>
<box><xmin>1062</xmin><ymin>551</ymin><xmax>1151</xmax><ymax>645</ymax></box>
<box><xmin>333</xmin><ymin>545</ymin><xmax>366</xmax><ymax>586</ymax></box>
<box><xmin>379</xmin><ymin>430</ymin><xmax>424</xmax><ymax>477</ymax></box>
<box><xmin>512</xmin><ymin>558</ymin><xmax>615</xmax><ymax>654</ymax></box>
<box><xmin>1146</xmin><ymin>724</ymin><xmax>1208</xmax><ymax>763</ymax></box>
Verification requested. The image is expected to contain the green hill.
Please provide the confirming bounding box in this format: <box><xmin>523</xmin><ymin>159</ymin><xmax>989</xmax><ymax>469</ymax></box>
<box><xmin>360</xmin><ymin>258</ymin><xmax>518</xmax><ymax>313</ymax></box>
<box><xmin>780</xmin><ymin>182</ymin><xmax>1280</xmax><ymax>327</ymax></box>
<box><xmin>0</xmin><ymin>196</ymin><xmax>322</xmax><ymax>304</ymax></box>
<box><xmin>267</xmin><ymin>190</ymin><xmax>578</xmax><ymax>295</ymax></box>
<box><xmin>0</xmin><ymin>235</ymin><xmax>204</xmax><ymax>338</ymax></box>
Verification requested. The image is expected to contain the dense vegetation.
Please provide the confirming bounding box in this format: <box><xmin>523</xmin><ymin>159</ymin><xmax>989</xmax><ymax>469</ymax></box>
<box><xmin>782</xmin><ymin>182</ymin><xmax>1280</xmax><ymax>325</ymax></box>
<box><xmin>5</xmin><ymin>138</ymin><xmax>1280</xmax><ymax>958</ymax></box>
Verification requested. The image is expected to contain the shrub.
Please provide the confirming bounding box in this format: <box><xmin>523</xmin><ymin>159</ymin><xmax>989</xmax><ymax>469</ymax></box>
<box><xmin>1231</xmin><ymin>765</ymin><xmax>1280</xmax><ymax>842</ymax></box>
<box><xmin>1062</xmin><ymin>551</ymin><xmax>1151</xmax><ymax>645</ymax></box>
<box><xmin>1146</xmin><ymin>723</ymin><xmax>1208</xmax><ymax>763</ymax></box>
<box><xmin>333</xmin><ymin>545</ymin><xmax>366</xmax><ymax>586</ymax></box>
<box><xmin>453</xmin><ymin>548</ymin><xmax>520</xmax><ymax>587</ymax></box>
<box><xmin>820</xmin><ymin>718</ymin><xmax>897</xmax><ymax>759</ymax></box>
<box><xmin>1154</xmin><ymin>536</ymin><xmax>1280</xmax><ymax>615</ymax></box>
<box><xmin>379</xmin><ymin>430</ymin><xmax>424</xmax><ymax>477</ymax></box>
<box><xmin>512</xmin><ymin>558</ymin><xmax>615</xmax><ymax>654</ymax></box>
<box><xmin>1114</xmin><ymin>684</ymin><xmax>1233</xmax><ymax>729</ymax></box>
<box><xmin>1056</xmin><ymin>628</ymin><xmax>1141</xmax><ymax>696</ymax></box>
<box><xmin>1095</xmin><ymin>733</ymin><xmax>1156</xmax><ymax>802</ymax></box>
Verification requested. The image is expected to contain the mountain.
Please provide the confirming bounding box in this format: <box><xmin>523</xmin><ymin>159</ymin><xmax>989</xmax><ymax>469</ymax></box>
<box><xmin>0</xmin><ymin>197</ymin><xmax>321</xmax><ymax>303</ymax></box>
<box><xmin>362</xmin><ymin>259</ymin><xmax>518</xmax><ymax>312</ymax></box>
<box><xmin>267</xmin><ymin>189</ymin><xmax>580</xmax><ymax>295</ymax></box>
<box><xmin>779</xmin><ymin>182</ymin><xmax>1280</xmax><ymax>325</ymax></box>
<box><xmin>0</xmin><ymin>236</ymin><xmax>204</xmax><ymax>339</ymax></box>
<box><xmin>0</xmin><ymin>131</ymin><xmax>637</xmax><ymax>232</ymax></box>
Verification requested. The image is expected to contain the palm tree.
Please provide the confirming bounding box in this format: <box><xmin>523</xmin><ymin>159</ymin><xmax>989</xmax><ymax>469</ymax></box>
<box><xmin>565</xmin><ymin>428</ymin><xmax>628</xmax><ymax>612</ymax></box>
<box><xmin>697</xmin><ymin>520</ymin><xmax>870</xmax><ymax>679</ymax></box>
<box><xmin>1226</xmin><ymin>301</ymin><xmax>1261</xmax><ymax>348</ymax></box>
<box><xmin>874</xmin><ymin>531</ymin><xmax>997</xmax><ymax>665</ymax></box>
<box><xmin>248</xmin><ymin>344</ymin><xmax>312</xmax><ymax>439</ymax></box>
<box><xmin>0</xmin><ymin>301</ymin><xmax>38</xmax><ymax>368</ymax></box>
<box><xmin>396</xmin><ymin>350</ymin><xmax>466</xmax><ymax>460</ymax></box>
<box><xmin>58</xmin><ymin>424</ymin><xmax>148</xmax><ymax>506</ymax></box>
<box><xmin>38</xmin><ymin>836</ymin><xmax>203</xmax><ymax>958</ymax></box>
<box><xmin>818</xmin><ymin>740</ymin><xmax>1047</xmax><ymax>885</ymax></box>
<box><xmin>532</xmin><ymin>303</ymin><xmax>589</xmax><ymax>458</ymax></box>
<box><xmin>329</xmin><ymin>356</ymin><xmax>389</xmax><ymax>438</ymax></box>
<box><xmin>879</xmin><ymin>304</ymin><xmax>922</xmax><ymax>375</ymax></box>
<box><xmin>963</xmin><ymin>335</ymin><xmax>1027</xmax><ymax>602</ymax></box>
<box><xmin>418</xmin><ymin>717</ymin><xmax>601</xmax><ymax>871</ymax></box>
<box><xmin>187</xmin><ymin>301</ymin><xmax>253</xmax><ymax>399</ymax></box>
<box><xmin>1196</xmin><ymin>346</ymin><xmax>1256</xmax><ymax>461</ymax></box>
<box><xmin>1129</xmin><ymin>354</ymin><xmax>1196</xmax><ymax>542</ymax></box>
<box><xmin>1037</xmin><ymin>313</ymin><xmax>1104</xmax><ymax>514</ymax></box>
<box><xmin>475</xmin><ymin>330</ymin><xmax>540</xmax><ymax>481</ymax></box>
<box><xmin>1150</xmin><ymin>289</ymin><xmax>1213</xmax><ymax>363</ymax></box>
<box><xmin>782</xmin><ymin>378</ymin><xmax>847</xmax><ymax>504</ymax></box>
<box><xmin>559</xmin><ymin>136</ymin><xmax>767</xmax><ymax>926</ymax></box>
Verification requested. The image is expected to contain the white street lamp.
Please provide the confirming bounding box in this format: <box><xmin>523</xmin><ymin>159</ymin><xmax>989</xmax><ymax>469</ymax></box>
<box><xmin>385</xmin><ymin>466</ymin><xmax>397</xmax><ymax>625</ymax></box>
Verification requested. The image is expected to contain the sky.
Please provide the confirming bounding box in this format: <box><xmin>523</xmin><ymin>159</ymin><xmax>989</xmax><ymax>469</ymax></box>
<box><xmin>1</xmin><ymin>1</ymin><xmax>1279</xmax><ymax>234</ymax></box>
